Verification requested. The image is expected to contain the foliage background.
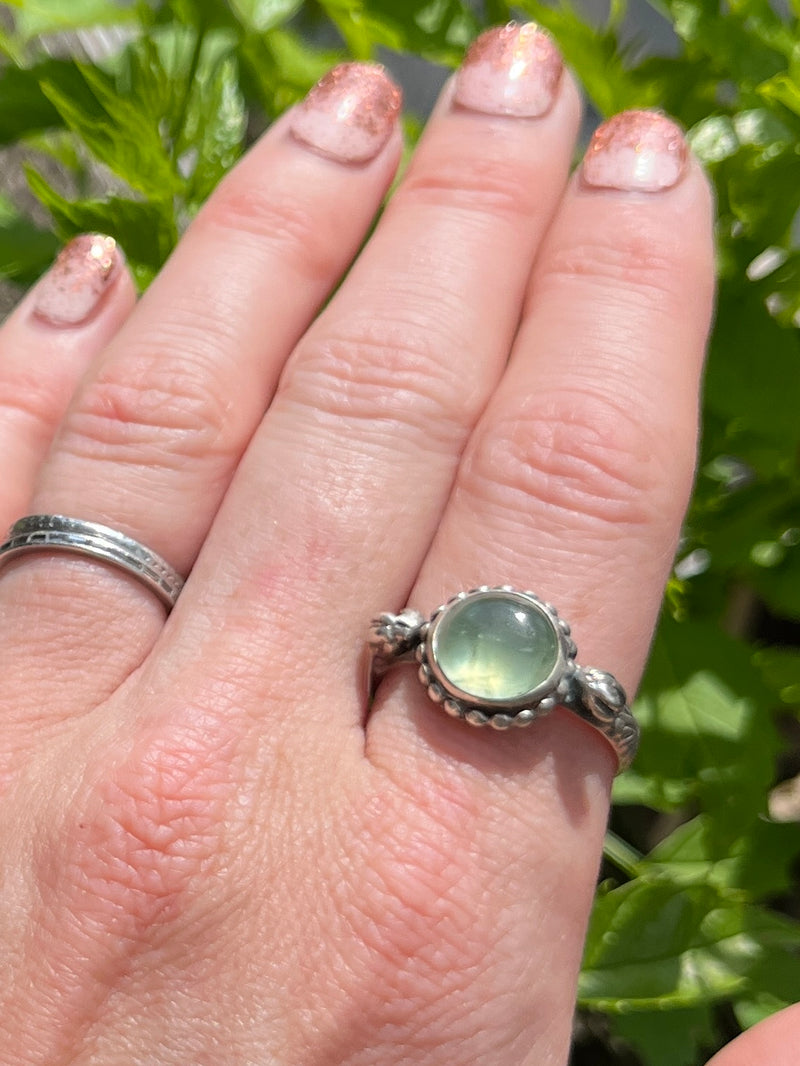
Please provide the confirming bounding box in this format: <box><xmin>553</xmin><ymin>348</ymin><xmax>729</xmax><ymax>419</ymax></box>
<box><xmin>1</xmin><ymin>0</ymin><xmax>799</xmax><ymax>1062</ymax></box>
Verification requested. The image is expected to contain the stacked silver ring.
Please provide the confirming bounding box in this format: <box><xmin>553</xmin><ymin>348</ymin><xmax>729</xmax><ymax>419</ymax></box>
<box><xmin>0</xmin><ymin>515</ymin><xmax>184</xmax><ymax>611</ymax></box>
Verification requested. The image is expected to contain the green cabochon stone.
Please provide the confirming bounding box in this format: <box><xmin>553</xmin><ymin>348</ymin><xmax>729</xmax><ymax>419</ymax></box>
<box><xmin>432</xmin><ymin>592</ymin><xmax>559</xmax><ymax>702</ymax></box>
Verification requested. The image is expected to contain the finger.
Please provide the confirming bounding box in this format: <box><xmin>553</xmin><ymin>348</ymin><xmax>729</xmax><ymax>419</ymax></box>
<box><xmin>705</xmin><ymin>1003</ymin><xmax>800</xmax><ymax>1066</ymax></box>
<box><xmin>361</xmin><ymin>112</ymin><xmax>715</xmax><ymax>1061</ymax></box>
<box><xmin>0</xmin><ymin>235</ymin><xmax>134</xmax><ymax>529</ymax></box>
<box><xmin>0</xmin><ymin>63</ymin><xmax>402</xmax><ymax>730</ymax></box>
<box><xmin>163</xmin><ymin>24</ymin><xmax>581</xmax><ymax>740</ymax></box>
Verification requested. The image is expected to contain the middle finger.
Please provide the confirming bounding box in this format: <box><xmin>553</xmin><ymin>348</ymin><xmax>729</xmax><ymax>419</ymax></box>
<box><xmin>162</xmin><ymin>24</ymin><xmax>581</xmax><ymax>739</ymax></box>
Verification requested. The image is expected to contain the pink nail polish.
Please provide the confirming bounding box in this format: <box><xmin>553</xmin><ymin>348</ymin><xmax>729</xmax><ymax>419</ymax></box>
<box><xmin>33</xmin><ymin>234</ymin><xmax>120</xmax><ymax>327</ymax></box>
<box><xmin>454</xmin><ymin>22</ymin><xmax>563</xmax><ymax>118</ymax></box>
<box><xmin>290</xmin><ymin>62</ymin><xmax>402</xmax><ymax>164</ymax></box>
<box><xmin>582</xmin><ymin>111</ymin><xmax>688</xmax><ymax>192</ymax></box>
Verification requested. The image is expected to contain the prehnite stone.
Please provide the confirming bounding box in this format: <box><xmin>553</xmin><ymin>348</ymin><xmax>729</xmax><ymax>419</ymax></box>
<box><xmin>432</xmin><ymin>592</ymin><xmax>560</xmax><ymax>702</ymax></box>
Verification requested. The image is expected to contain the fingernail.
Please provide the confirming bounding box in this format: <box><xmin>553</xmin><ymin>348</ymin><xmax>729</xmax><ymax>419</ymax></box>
<box><xmin>290</xmin><ymin>62</ymin><xmax>402</xmax><ymax>164</ymax></box>
<box><xmin>454</xmin><ymin>22</ymin><xmax>563</xmax><ymax>118</ymax></box>
<box><xmin>582</xmin><ymin>110</ymin><xmax>688</xmax><ymax>192</ymax></box>
<box><xmin>33</xmin><ymin>234</ymin><xmax>120</xmax><ymax>327</ymax></box>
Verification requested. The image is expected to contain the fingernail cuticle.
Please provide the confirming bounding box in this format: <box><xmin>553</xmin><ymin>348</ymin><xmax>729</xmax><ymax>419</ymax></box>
<box><xmin>582</xmin><ymin>110</ymin><xmax>689</xmax><ymax>193</ymax></box>
<box><xmin>290</xmin><ymin>62</ymin><xmax>402</xmax><ymax>164</ymax></box>
<box><xmin>33</xmin><ymin>233</ymin><xmax>119</xmax><ymax>327</ymax></box>
<box><xmin>454</xmin><ymin>22</ymin><xmax>563</xmax><ymax>118</ymax></box>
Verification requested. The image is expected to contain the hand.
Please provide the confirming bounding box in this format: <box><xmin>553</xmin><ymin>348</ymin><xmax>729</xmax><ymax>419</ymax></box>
<box><xmin>0</xmin><ymin>22</ymin><xmax>781</xmax><ymax>1065</ymax></box>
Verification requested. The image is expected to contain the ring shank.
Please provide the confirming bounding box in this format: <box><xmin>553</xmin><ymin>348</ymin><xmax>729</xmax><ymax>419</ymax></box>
<box><xmin>368</xmin><ymin>593</ymin><xmax>639</xmax><ymax>774</ymax></box>
<box><xmin>0</xmin><ymin>515</ymin><xmax>185</xmax><ymax>611</ymax></box>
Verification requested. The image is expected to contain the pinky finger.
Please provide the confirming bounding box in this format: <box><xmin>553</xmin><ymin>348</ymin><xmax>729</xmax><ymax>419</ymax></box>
<box><xmin>0</xmin><ymin>234</ymin><xmax>134</xmax><ymax>528</ymax></box>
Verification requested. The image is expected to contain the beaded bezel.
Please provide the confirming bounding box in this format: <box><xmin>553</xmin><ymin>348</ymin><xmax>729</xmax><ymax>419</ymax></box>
<box><xmin>415</xmin><ymin>586</ymin><xmax>577</xmax><ymax>730</ymax></box>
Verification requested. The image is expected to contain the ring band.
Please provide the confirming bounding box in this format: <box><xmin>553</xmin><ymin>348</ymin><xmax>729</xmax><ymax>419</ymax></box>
<box><xmin>368</xmin><ymin>586</ymin><xmax>639</xmax><ymax>773</ymax></box>
<box><xmin>0</xmin><ymin>515</ymin><xmax>185</xmax><ymax>611</ymax></box>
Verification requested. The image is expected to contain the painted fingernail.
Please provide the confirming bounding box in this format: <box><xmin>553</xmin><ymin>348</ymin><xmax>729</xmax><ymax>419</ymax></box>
<box><xmin>582</xmin><ymin>110</ymin><xmax>689</xmax><ymax>192</ymax></box>
<box><xmin>33</xmin><ymin>234</ymin><xmax>120</xmax><ymax>327</ymax></box>
<box><xmin>290</xmin><ymin>62</ymin><xmax>402</xmax><ymax>164</ymax></box>
<box><xmin>454</xmin><ymin>22</ymin><xmax>563</xmax><ymax>118</ymax></box>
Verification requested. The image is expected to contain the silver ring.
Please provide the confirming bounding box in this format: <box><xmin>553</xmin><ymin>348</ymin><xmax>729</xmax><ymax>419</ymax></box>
<box><xmin>0</xmin><ymin>515</ymin><xmax>185</xmax><ymax>611</ymax></box>
<box><xmin>368</xmin><ymin>586</ymin><xmax>639</xmax><ymax>773</ymax></box>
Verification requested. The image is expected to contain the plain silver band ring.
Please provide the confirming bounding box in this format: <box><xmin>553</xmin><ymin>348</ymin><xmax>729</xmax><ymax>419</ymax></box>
<box><xmin>0</xmin><ymin>515</ymin><xmax>185</xmax><ymax>611</ymax></box>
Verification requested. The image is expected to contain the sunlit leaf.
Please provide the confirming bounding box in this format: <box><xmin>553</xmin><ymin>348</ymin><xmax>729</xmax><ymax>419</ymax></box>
<box><xmin>40</xmin><ymin>64</ymin><xmax>180</xmax><ymax>198</ymax></box>
<box><xmin>9</xmin><ymin>0</ymin><xmax>138</xmax><ymax>42</ymax></box>
<box><xmin>580</xmin><ymin>880</ymin><xmax>800</xmax><ymax>1011</ymax></box>
<box><xmin>613</xmin><ymin>617</ymin><xmax>780</xmax><ymax>814</ymax></box>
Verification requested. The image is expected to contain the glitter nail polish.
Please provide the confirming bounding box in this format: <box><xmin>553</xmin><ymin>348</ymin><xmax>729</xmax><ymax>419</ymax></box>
<box><xmin>454</xmin><ymin>22</ymin><xmax>563</xmax><ymax>118</ymax></box>
<box><xmin>582</xmin><ymin>111</ymin><xmax>689</xmax><ymax>193</ymax></box>
<box><xmin>33</xmin><ymin>234</ymin><xmax>120</xmax><ymax>327</ymax></box>
<box><xmin>290</xmin><ymin>62</ymin><xmax>402</xmax><ymax>164</ymax></box>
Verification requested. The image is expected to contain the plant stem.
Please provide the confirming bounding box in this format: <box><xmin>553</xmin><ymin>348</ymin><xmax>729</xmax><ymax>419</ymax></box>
<box><xmin>603</xmin><ymin>830</ymin><xmax>643</xmax><ymax>878</ymax></box>
<box><xmin>171</xmin><ymin>25</ymin><xmax>205</xmax><ymax>154</ymax></box>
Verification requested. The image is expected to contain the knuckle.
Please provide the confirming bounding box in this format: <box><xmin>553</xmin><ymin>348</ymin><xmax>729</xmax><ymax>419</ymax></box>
<box><xmin>198</xmin><ymin>178</ymin><xmax>339</xmax><ymax>285</ymax></box>
<box><xmin>282</xmin><ymin>320</ymin><xmax>477</xmax><ymax>448</ymax></box>
<box><xmin>537</xmin><ymin>223</ymin><xmax>688</xmax><ymax>304</ymax></box>
<box><xmin>0</xmin><ymin>372</ymin><xmax>63</xmax><ymax>443</ymax></box>
<box><xmin>35</xmin><ymin>712</ymin><xmax>238</xmax><ymax>952</ymax></box>
<box><xmin>400</xmin><ymin>149</ymin><xmax>540</xmax><ymax>224</ymax></box>
<box><xmin>63</xmin><ymin>340</ymin><xmax>237</xmax><ymax>470</ymax></box>
<box><xmin>465</xmin><ymin>389</ymin><xmax>688</xmax><ymax>532</ymax></box>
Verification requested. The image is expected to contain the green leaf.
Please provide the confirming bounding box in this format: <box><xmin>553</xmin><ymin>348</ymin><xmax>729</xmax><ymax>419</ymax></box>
<box><xmin>40</xmin><ymin>64</ymin><xmax>180</xmax><ymax>199</ymax></box>
<box><xmin>579</xmin><ymin>879</ymin><xmax>800</xmax><ymax>1011</ymax></box>
<box><xmin>613</xmin><ymin>616</ymin><xmax>780</xmax><ymax>814</ymax></box>
<box><xmin>749</xmin><ymin>542</ymin><xmax>800</xmax><ymax>622</ymax></box>
<box><xmin>704</xmin><ymin>284</ymin><xmax>800</xmax><ymax>449</ymax></box>
<box><xmin>608</xmin><ymin>1005</ymin><xmax>716</xmax><ymax>1066</ymax></box>
<box><xmin>732</xmin><ymin>933</ymin><xmax>800</xmax><ymax>1027</ymax></box>
<box><xmin>229</xmin><ymin>0</ymin><xmax>303</xmax><ymax>33</ymax></box>
<box><xmin>0</xmin><ymin>60</ymin><xmax>89</xmax><ymax>143</ymax></box>
<box><xmin>754</xmin><ymin>646</ymin><xmax>800</xmax><ymax>708</ymax></box>
<box><xmin>173</xmin><ymin>42</ymin><xmax>246</xmax><ymax>206</ymax></box>
<box><xmin>9</xmin><ymin>0</ymin><xmax>139</xmax><ymax>42</ymax></box>
<box><xmin>25</xmin><ymin>166</ymin><xmax>177</xmax><ymax>288</ymax></box>
<box><xmin>157</xmin><ymin>0</ymin><xmax>240</xmax><ymax>31</ymax></box>
<box><xmin>642</xmin><ymin>814</ymin><xmax>799</xmax><ymax>899</ymax></box>
<box><xmin>664</xmin><ymin>0</ymin><xmax>790</xmax><ymax>85</ymax></box>
<box><xmin>239</xmin><ymin>27</ymin><xmax>341</xmax><ymax>116</ymax></box>
<box><xmin>0</xmin><ymin>195</ymin><xmax>58</xmax><ymax>284</ymax></box>
<box><xmin>759</xmin><ymin>70</ymin><xmax>800</xmax><ymax>116</ymax></box>
<box><xmin>316</xmin><ymin>0</ymin><xmax>478</xmax><ymax>63</ymax></box>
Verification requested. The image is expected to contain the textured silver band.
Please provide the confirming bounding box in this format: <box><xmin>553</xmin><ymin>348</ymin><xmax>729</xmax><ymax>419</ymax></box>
<box><xmin>0</xmin><ymin>514</ymin><xmax>185</xmax><ymax>611</ymax></box>
<box><xmin>369</xmin><ymin>586</ymin><xmax>639</xmax><ymax>773</ymax></box>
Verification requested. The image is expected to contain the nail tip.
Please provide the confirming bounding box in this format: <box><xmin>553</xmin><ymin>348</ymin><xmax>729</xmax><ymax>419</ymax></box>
<box><xmin>453</xmin><ymin>21</ymin><xmax>563</xmax><ymax>119</ymax></box>
<box><xmin>290</xmin><ymin>62</ymin><xmax>402</xmax><ymax>165</ymax></box>
<box><xmin>32</xmin><ymin>232</ymin><xmax>120</xmax><ymax>328</ymax></box>
<box><xmin>582</xmin><ymin>110</ymin><xmax>689</xmax><ymax>193</ymax></box>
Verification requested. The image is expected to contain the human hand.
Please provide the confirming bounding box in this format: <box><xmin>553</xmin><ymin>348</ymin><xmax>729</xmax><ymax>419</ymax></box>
<box><xmin>0</xmin><ymin>21</ymin><xmax>781</xmax><ymax>1065</ymax></box>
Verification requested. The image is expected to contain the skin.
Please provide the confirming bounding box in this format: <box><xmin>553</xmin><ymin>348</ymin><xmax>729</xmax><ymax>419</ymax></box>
<box><xmin>0</xmin><ymin>45</ymin><xmax>793</xmax><ymax>1066</ymax></box>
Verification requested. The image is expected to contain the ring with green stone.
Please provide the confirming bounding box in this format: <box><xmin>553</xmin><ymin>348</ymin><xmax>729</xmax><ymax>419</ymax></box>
<box><xmin>368</xmin><ymin>586</ymin><xmax>639</xmax><ymax>773</ymax></box>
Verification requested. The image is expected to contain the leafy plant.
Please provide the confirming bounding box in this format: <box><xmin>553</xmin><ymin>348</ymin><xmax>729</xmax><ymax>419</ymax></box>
<box><xmin>1</xmin><ymin>1</ymin><xmax>799</xmax><ymax>1063</ymax></box>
